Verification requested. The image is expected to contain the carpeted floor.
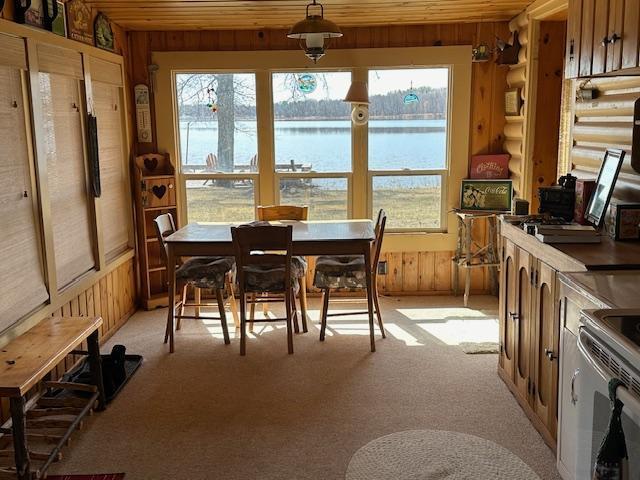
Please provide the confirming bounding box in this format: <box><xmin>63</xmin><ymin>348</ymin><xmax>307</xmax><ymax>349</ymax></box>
<box><xmin>49</xmin><ymin>295</ymin><xmax>560</xmax><ymax>480</ymax></box>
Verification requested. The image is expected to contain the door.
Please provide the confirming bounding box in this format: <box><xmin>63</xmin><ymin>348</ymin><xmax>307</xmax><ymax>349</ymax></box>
<box><xmin>499</xmin><ymin>240</ymin><xmax>517</xmax><ymax>380</ymax></box>
<box><xmin>622</xmin><ymin>0</ymin><xmax>640</xmax><ymax>69</ymax></box>
<box><xmin>579</xmin><ymin>0</ymin><xmax>595</xmax><ymax>77</ymax></box>
<box><xmin>514</xmin><ymin>247</ymin><xmax>533</xmax><ymax>401</ymax></box>
<box><xmin>591</xmin><ymin>0</ymin><xmax>610</xmax><ymax>75</ymax></box>
<box><xmin>532</xmin><ymin>260</ymin><xmax>559</xmax><ymax>438</ymax></box>
<box><xmin>605</xmin><ymin>0</ymin><xmax>624</xmax><ymax>72</ymax></box>
<box><xmin>565</xmin><ymin>0</ymin><xmax>583</xmax><ymax>79</ymax></box>
<box><xmin>557</xmin><ymin>327</ymin><xmax>581</xmax><ymax>480</ymax></box>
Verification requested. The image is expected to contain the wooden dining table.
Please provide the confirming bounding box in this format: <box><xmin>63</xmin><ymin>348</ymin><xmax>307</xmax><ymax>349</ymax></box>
<box><xmin>164</xmin><ymin>220</ymin><xmax>377</xmax><ymax>353</ymax></box>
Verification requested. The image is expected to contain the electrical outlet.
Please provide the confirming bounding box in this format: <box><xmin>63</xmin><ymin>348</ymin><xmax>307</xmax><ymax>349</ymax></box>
<box><xmin>377</xmin><ymin>260</ymin><xmax>388</xmax><ymax>275</ymax></box>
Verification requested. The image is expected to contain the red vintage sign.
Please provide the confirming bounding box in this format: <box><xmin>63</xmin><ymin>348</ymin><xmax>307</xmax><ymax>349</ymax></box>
<box><xmin>469</xmin><ymin>154</ymin><xmax>510</xmax><ymax>179</ymax></box>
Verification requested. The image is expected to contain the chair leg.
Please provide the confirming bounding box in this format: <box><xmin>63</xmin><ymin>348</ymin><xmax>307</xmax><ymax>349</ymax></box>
<box><xmin>194</xmin><ymin>287</ymin><xmax>201</xmax><ymax>318</ymax></box>
<box><xmin>285</xmin><ymin>288</ymin><xmax>294</xmax><ymax>354</ymax></box>
<box><xmin>249</xmin><ymin>293</ymin><xmax>256</xmax><ymax>333</ymax></box>
<box><xmin>320</xmin><ymin>288</ymin><xmax>330</xmax><ymax>341</ymax></box>
<box><xmin>240</xmin><ymin>293</ymin><xmax>247</xmax><ymax>356</ymax></box>
<box><xmin>216</xmin><ymin>289</ymin><xmax>230</xmax><ymax>345</ymax></box>
<box><xmin>226</xmin><ymin>277</ymin><xmax>240</xmax><ymax>329</ymax></box>
<box><xmin>177</xmin><ymin>284</ymin><xmax>188</xmax><ymax>331</ymax></box>
<box><xmin>263</xmin><ymin>302</ymin><xmax>269</xmax><ymax>318</ymax></box>
<box><xmin>164</xmin><ymin>303</ymin><xmax>171</xmax><ymax>344</ymax></box>
<box><xmin>291</xmin><ymin>289</ymin><xmax>300</xmax><ymax>334</ymax></box>
<box><xmin>299</xmin><ymin>277</ymin><xmax>308</xmax><ymax>333</ymax></box>
<box><xmin>373</xmin><ymin>284</ymin><xmax>386</xmax><ymax>339</ymax></box>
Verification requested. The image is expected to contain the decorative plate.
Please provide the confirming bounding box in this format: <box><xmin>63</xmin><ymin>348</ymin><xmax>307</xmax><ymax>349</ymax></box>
<box><xmin>94</xmin><ymin>12</ymin><xmax>115</xmax><ymax>52</ymax></box>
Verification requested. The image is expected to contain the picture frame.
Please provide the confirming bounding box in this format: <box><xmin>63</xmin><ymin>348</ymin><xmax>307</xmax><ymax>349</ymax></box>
<box><xmin>460</xmin><ymin>179</ymin><xmax>513</xmax><ymax>212</ymax></box>
<box><xmin>65</xmin><ymin>0</ymin><xmax>93</xmax><ymax>45</ymax></box>
<box><xmin>585</xmin><ymin>148</ymin><xmax>626</xmax><ymax>228</ymax></box>
<box><xmin>504</xmin><ymin>87</ymin><xmax>522</xmax><ymax>116</ymax></box>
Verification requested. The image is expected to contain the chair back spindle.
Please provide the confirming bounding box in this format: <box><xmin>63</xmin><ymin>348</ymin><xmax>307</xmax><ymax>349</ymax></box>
<box><xmin>153</xmin><ymin>213</ymin><xmax>177</xmax><ymax>267</ymax></box>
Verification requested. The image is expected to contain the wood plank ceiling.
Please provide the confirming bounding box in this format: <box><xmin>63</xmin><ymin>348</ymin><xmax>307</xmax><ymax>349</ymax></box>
<box><xmin>82</xmin><ymin>0</ymin><xmax>534</xmax><ymax>30</ymax></box>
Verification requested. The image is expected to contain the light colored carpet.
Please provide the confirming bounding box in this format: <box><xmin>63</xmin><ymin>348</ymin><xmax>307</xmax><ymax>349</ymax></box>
<box><xmin>49</xmin><ymin>295</ymin><xmax>560</xmax><ymax>480</ymax></box>
<box><xmin>346</xmin><ymin>429</ymin><xmax>541</xmax><ymax>479</ymax></box>
<box><xmin>459</xmin><ymin>341</ymin><xmax>500</xmax><ymax>354</ymax></box>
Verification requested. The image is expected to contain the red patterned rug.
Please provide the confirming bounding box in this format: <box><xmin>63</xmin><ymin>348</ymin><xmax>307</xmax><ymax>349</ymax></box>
<box><xmin>46</xmin><ymin>475</ymin><xmax>125</xmax><ymax>480</ymax></box>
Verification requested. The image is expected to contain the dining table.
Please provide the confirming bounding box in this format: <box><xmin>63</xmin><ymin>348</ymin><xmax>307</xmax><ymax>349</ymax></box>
<box><xmin>164</xmin><ymin>219</ymin><xmax>377</xmax><ymax>353</ymax></box>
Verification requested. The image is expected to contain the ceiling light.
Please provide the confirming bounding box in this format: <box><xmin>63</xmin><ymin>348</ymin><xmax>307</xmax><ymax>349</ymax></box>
<box><xmin>287</xmin><ymin>0</ymin><xmax>342</xmax><ymax>63</ymax></box>
<box><xmin>344</xmin><ymin>81</ymin><xmax>369</xmax><ymax>104</ymax></box>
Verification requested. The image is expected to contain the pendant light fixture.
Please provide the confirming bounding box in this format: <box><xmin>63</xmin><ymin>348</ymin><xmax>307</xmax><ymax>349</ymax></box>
<box><xmin>287</xmin><ymin>0</ymin><xmax>343</xmax><ymax>63</ymax></box>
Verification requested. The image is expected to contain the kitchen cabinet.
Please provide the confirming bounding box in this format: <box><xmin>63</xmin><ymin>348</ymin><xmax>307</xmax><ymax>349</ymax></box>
<box><xmin>498</xmin><ymin>239</ymin><xmax>559</xmax><ymax>447</ymax></box>
<box><xmin>566</xmin><ymin>0</ymin><xmax>640</xmax><ymax>78</ymax></box>
<box><xmin>497</xmin><ymin>220</ymin><xmax>640</xmax><ymax>450</ymax></box>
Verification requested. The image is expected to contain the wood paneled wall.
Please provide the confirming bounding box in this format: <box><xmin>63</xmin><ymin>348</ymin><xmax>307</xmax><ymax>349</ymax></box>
<box><xmin>0</xmin><ymin>258</ymin><xmax>137</xmax><ymax>424</ymax></box>
<box><xmin>127</xmin><ymin>23</ymin><xmax>510</xmax><ymax>295</ymax></box>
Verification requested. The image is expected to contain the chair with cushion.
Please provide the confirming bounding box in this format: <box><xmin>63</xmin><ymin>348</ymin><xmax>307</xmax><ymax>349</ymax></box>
<box><xmin>313</xmin><ymin>209</ymin><xmax>387</xmax><ymax>344</ymax></box>
<box><xmin>154</xmin><ymin>213</ymin><xmax>238</xmax><ymax>347</ymax></box>
<box><xmin>232</xmin><ymin>222</ymin><xmax>297</xmax><ymax>355</ymax></box>
<box><xmin>255</xmin><ymin>205</ymin><xmax>309</xmax><ymax>334</ymax></box>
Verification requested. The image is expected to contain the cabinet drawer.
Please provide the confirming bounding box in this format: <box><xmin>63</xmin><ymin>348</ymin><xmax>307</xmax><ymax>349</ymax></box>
<box><xmin>142</xmin><ymin>177</ymin><xmax>176</xmax><ymax>208</ymax></box>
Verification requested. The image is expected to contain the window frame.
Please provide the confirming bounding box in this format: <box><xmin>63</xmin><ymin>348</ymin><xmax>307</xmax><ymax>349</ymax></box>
<box><xmin>156</xmin><ymin>46</ymin><xmax>472</xmax><ymax>252</ymax></box>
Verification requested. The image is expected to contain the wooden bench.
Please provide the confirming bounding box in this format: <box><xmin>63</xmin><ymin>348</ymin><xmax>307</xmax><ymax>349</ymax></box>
<box><xmin>0</xmin><ymin>317</ymin><xmax>106</xmax><ymax>480</ymax></box>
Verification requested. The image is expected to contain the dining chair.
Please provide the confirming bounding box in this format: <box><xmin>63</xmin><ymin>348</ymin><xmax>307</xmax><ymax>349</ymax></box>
<box><xmin>232</xmin><ymin>223</ymin><xmax>297</xmax><ymax>355</ymax></box>
<box><xmin>255</xmin><ymin>205</ymin><xmax>309</xmax><ymax>334</ymax></box>
<box><xmin>313</xmin><ymin>209</ymin><xmax>387</xmax><ymax>344</ymax></box>
<box><xmin>154</xmin><ymin>213</ymin><xmax>238</xmax><ymax>346</ymax></box>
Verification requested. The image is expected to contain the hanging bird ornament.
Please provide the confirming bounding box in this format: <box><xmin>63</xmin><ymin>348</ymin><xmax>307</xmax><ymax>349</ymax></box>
<box><xmin>403</xmin><ymin>81</ymin><xmax>419</xmax><ymax>105</ymax></box>
<box><xmin>206</xmin><ymin>88</ymin><xmax>218</xmax><ymax>113</ymax></box>
<box><xmin>297</xmin><ymin>73</ymin><xmax>317</xmax><ymax>94</ymax></box>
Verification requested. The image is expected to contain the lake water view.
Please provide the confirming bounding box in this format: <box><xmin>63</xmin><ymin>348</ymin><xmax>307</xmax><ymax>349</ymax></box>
<box><xmin>179</xmin><ymin>119</ymin><xmax>447</xmax><ymax>173</ymax></box>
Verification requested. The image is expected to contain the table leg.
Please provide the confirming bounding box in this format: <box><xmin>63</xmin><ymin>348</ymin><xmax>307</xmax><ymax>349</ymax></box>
<box><xmin>10</xmin><ymin>396</ymin><xmax>31</xmax><ymax>480</ymax></box>
<box><xmin>87</xmin><ymin>330</ymin><xmax>106</xmax><ymax>411</ymax></box>
<box><xmin>167</xmin><ymin>246</ymin><xmax>177</xmax><ymax>353</ymax></box>
<box><xmin>464</xmin><ymin>217</ymin><xmax>472</xmax><ymax>307</ymax></box>
<box><xmin>453</xmin><ymin>216</ymin><xmax>463</xmax><ymax>297</ymax></box>
<box><xmin>364</xmin><ymin>246</ymin><xmax>376</xmax><ymax>353</ymax></box>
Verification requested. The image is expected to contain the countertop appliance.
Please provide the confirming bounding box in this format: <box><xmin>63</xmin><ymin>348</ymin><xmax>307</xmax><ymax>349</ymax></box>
<box><xmin>561</xmin><ymin>309</ymin><xmax>640</xmax><ymax>479</ymax></box>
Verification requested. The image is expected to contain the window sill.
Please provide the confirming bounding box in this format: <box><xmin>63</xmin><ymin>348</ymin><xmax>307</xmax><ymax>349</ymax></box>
<box><xmin>381</xmin><ymin>232</ymin><xmax>457</xmax><ymax>253</ymax></box>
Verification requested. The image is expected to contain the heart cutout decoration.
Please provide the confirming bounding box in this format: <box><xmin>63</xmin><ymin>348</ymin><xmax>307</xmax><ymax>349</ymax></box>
<box><xmin>152</xmin><ymin>185</ymin><xmax>167</xmax><ymax>199</ymax></box>
<box><xmin>144</xmin><ymin>157</ymin><xmax>158</xmax><ymax>172</ymax></box>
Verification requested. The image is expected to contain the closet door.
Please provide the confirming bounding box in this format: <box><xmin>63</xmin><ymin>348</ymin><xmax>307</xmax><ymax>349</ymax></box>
<box><xmin>38</xmin><ymin>46</ymin><xmax>96</xmax><ymax>289</ymax></box>
<box><xmin>0</xmin><ymin>39</ymin><xmax>49</xmax><ymax>329</ymax></box>
<box><xmin>93</xmin><ymin>81</ymin><xmax>131</xmax><ymax>261</ymax></box>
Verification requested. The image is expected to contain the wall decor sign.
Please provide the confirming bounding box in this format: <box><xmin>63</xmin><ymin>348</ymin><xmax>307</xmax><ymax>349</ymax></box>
<box><xmin>14</xmin><ymin>0</ymin><xmax>45</xmax><ymax>27</ymax></box>
<box><xmin>94</xmin><ymin>12</ymin><xmax>114</xmax><ymax>52</ymax></box>
<box><xmin>469</xmin><ymin>154</ymin><xmax>510</xmax><ymax>179</ymax></box>
<box><xmin>135</xmin><ymin>84</ymin><xmax>153</xmax><ymax>144</ymax></box>
<box><xmin>49</xmin><ymin>0</ymin><xmax>66</xmax><ymax>36</ymax></box>
<box><xmin>66</xmin><ymin>0</ymin><xmax>93</xmax><ymax>45</ymax></box>
<box><xmin>460</xmin><ymin>179</ymin><xmax>513</xmax><ymax>212</ymax></box>
<box><xmin>504</xmin><ymin>87</ymin><xmax>522</xmax><ymax>116</ymax></box>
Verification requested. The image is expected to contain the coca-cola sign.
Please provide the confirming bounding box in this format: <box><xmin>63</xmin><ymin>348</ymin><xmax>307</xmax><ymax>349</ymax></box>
<box><xmin>460</xmin><ymin>179</ymin><xmax>513</xmax><ymax>212</ymax></box>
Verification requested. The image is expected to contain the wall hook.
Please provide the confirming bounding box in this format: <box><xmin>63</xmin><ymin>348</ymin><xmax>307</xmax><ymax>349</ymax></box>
<box><xmin>12</xmin><ymin>100</ymin><xmax>18</xmax><ymax>108</ymax></box>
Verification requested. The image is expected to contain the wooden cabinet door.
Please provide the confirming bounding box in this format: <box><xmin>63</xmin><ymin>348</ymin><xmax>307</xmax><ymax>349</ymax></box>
<box><xmin>499</xmin><ymin>240</ymin><xmax>518</xmax><ymax>380</ymax></box>
<box><xmin>579</xmin><ymin>0</ymin><xmax>596</xmax><ymax>76</ymax></box>
<box><xmin>514</xmin><ymin>247</ymin><xmax>533</xmax><ymax>402</ymax></box>
<box><xmin>565</xmin><ymin>0</ymin><xmax>583</xmax><ymax>79</ymax></box>
<box><xmin>591</xmin><ymin>0</ymin><xmax>610</xmax><ymax>74</ymax></box>
<box><xmin>622</xmin><ymin>0</ymin><xmax>640</xmax><ymax>69</ymax></box>
<box><xmin>532</xmin><ymin>261</ymin><xmax>560</xmax><ymax>439</ymax></box>
<box><xmin>606</xmin><ymin>0</ymin><xmax>625</xmax><ymax>72</ymax></box>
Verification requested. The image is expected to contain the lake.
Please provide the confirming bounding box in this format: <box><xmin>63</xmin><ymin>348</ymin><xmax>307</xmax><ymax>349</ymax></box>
<box><xmin>179</xmin><ymin>119</ymin><xmax>447</xmax><ymax>173</ymax></box>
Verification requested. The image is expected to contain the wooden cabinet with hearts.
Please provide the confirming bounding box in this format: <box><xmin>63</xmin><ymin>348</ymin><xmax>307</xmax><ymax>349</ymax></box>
<box><xmin>134</xmin><ymin>153</ymin><xmax>178</xmax><ymax>309</ymax></box>
<box><xmin>142</xmin><ymin>177</ymin><xmax>175</xmax><ymax>208</ymax></box>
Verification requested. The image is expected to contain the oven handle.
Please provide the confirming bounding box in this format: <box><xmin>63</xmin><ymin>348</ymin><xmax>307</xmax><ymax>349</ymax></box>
<box><xmin>577</xmin><ymin>327</ymin><xmax>640</xmax><ymax>413</ymax></box>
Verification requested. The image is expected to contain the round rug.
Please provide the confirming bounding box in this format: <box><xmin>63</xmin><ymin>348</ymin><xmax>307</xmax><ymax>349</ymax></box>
<box><xmin>346</xmin><ymin>430</ymin><xmax>541</xmax><ymax>480</ymax></box>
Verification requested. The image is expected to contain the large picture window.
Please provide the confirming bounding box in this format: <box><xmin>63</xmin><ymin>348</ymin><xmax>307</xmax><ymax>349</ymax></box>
<box><xmin>175</xmin><ymin>73</ymin><xmax>258</xmax><ymax>222</ymax></box>
<box><xmin>368</xmin><ymin>68</ymin><xmax>449</xmax><ymax>230</ymax></box>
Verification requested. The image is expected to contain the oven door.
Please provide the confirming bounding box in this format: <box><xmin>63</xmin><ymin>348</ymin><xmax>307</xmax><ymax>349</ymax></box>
<box><xmin>577</xmin><ymin>327</ymin><xmax>640</xmax><ymax>480</ymax></box>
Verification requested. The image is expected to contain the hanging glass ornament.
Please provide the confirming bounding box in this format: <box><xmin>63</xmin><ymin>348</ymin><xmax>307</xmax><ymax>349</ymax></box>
<box><xmin>297</xmin><ymin>73</ymin><xmax>317</xmax><ymax>94</ymax></box>
<box><xmin>403</xmin><ymin>81</ymin><xmax>419</xmax><ymax>105</ymax></box>
<box><xmin>206</xmin><ymin>88</ymin><xmax>218</xmax><ymax>113</ymax></box>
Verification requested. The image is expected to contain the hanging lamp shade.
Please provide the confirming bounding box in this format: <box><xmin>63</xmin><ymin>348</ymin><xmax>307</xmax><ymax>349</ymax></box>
<box><xmin>344</xmin><ymin>81</ymin><xmax>369</xmax><ymax>104</ymax></box>
<box><xmin>287</xmin><ymin>0</ymin><xmax>342</xmax><ymax>62</ymax></box>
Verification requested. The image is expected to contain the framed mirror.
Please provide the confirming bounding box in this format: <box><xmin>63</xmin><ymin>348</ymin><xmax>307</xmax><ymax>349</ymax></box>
<box><xmin>586</xmin><ymin>148</ymin><xmax>626</xmax><ymax>228</ymax></box>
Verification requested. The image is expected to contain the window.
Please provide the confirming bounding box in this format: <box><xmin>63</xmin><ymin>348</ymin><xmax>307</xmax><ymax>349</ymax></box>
<box><xmin>0</xmin><ymin>63</ymin><xmax>49</xmax><ymax>330</ymax></box>
<box><xmin>272</xmin><ymin>71</ymin><xmax>351</xmax><ymax>219</ymax></box>
<box><xmin>368</xmin><ymin>68</ymin><xmax>449</xmax><ymax>230</ymax></box>
<box><xmin>175</xmin><ymin>73</ymin><xmax>258</xmax><ymax>222</ymax></box>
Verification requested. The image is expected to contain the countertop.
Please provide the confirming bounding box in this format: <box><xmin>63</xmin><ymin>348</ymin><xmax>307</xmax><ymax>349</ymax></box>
<box><xmin>558</xmin><ymin>270</ymin><xmax>640</xmax><ymax>309</ymax></box>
